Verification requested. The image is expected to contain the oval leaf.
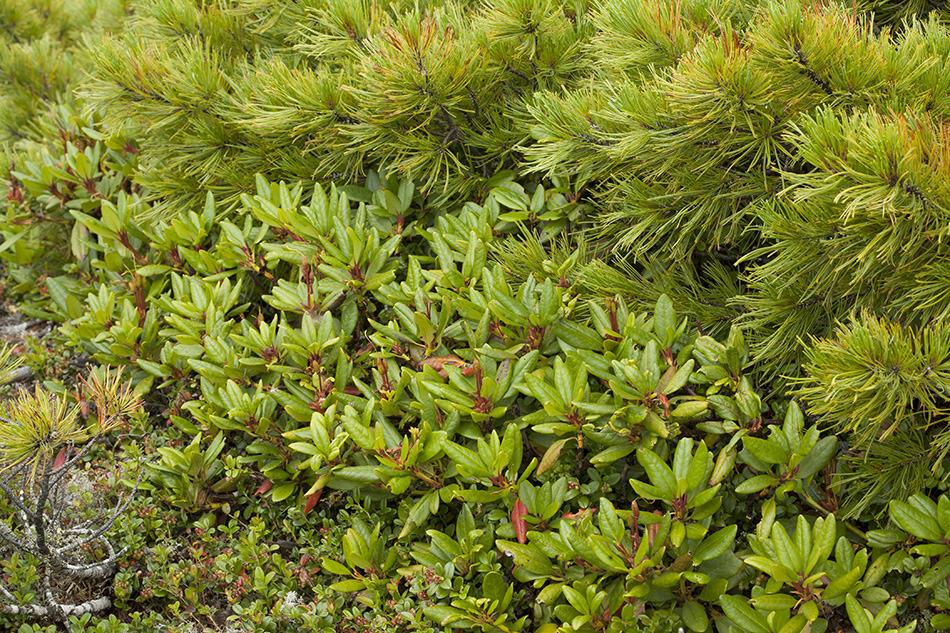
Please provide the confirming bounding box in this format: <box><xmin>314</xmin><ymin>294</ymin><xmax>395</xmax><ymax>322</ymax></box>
<box><xmin>512</xmin><ymin>498</ymin><xmax>529</xmax><ymax>544</ymax></box>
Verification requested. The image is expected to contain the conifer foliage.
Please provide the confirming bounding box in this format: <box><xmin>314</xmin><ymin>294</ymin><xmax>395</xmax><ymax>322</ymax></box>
<box><xmin>85</xmin><ymin>0</ymin><xmax>592</xmax><ymax>213</ymax></box>
<box><xmin>525</xmin><ymin>0</ymin><xmax>950</xmax><ymax>372</ymax></box>
<box><xmin>0</xmin><ymin>0</ymin><xmax>128</xmax><ymax>145</ymax></box>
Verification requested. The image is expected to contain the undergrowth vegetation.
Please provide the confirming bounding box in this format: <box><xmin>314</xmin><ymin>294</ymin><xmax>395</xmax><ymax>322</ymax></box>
<box><xmin>1</xmin><ymin>0</ymin><xmax>950</xmax><ymax>632</ymax></box>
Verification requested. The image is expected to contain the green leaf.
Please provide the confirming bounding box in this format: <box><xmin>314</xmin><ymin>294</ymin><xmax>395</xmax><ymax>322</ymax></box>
<box><xmin>334</xmin><ymin>466</ymin><xmax>380</xmax><ymax>483</ymax></box>
<box><xmin>205</xmin><ymin>432</ymin><xmax>226</xmax><ymax>464</ymax></box>
<box><xmin>321</xmin><ymin>558</ymin><xmax>351</xmax><ymax>575</ymax></box>
<box><xmin>562</xmin><ymin>585</ymin><xmax>589</xmax><ymax>615</ymax></box>
<box><xmin>865</xmin><ymin>529</ymin><xmax>907</xmax><ymax>549</ymax></box>
<box><xmin>720</xmin><ymin>595</ymin><xmax>770</xmax><ymax>633</ymax></box>
<box><xmin>735</xmin><ymin>474</ymin><xmax>778</xmax><ymax>494</ymax></box>
<box><xmin>921</xmin><ymin>555</ymin><xmax>950</xmax><ymax>588</ymax></box>
<box><xmin>637</xmin><ymin>447</ymin><xmax>676</xmax><ymax>498</ymax></box>
<box><xmin>743</xmin><ymin>437</ymin><xmax>788</xmax><ymax>465</ymax></box>
<box><xmin>400</xmin><ymin>493</ymin><xmax>435</xmax><ymax>538</ymax></box>
<box><xmin>496</xmin><ymin>540</ymin><xmax>555</xmax><ymax>576</ymax></box>
<box><xmin>598</xmin><ymin>498</ymin><xmax>624</xmax><ymax>543</ymax></box>
<box><xmin>796</xmin><ymin>436</ymin><xmax>836</xmax><ymax>479</ymax></box>
<box><xmin>770</xmin><ymin>521</ymin><xmax>802</xmax><ymax>575</ymax></box>
<box><xmin>757</xmin><ymin>498</ymin><xmax>776</xmax><ymax>543</ymax></box>
<box><xmin>693</xmin><ymin>525</ymin><xmax>737</xmax><ymax>564</ymax></box>
<box><xmin>661</xmin><ymin>360</ymin><xmax>695</xmax><ymax>396</ymax></box>
<box><xmin>671</xmin><ymin>400</ymin><xmax>708</xmax><ymax>419</ymax></box>
<box><xmin>629</xmin><ymin>479</ymin><xmax>666</xmax><ymax>501</ymax></box>
<box><xmin>45</xmin><ymin>277</ymin><xmax>81</xmax><ymax>319</ymax></box>
<box><xmin>707</xmin><ymin>395</ymin><xmax>740</xmax><ymax>421</ymax></box>
<box><xmin>890</xmin><ymin>500</ymin><xmax>941</xmax><ymax>541</ymax></box>
<box><xmin>492</xmin><ymin>187</ymin><xmax>528</xmax><ymax>211</ymax></box>
<box><xmin>846</xmin><ymin>594</ymin><xmax>871</xmax><ymax>633</ymax></box>
<box><xmin>388</xmin><ymin>476</ymin><xmax>412</xmax><ymax>495</ymax></box>
<box><xmin>694</xmin><ymin>337</ymin><xmax>727</xmax><ymax>365</ymax></box>
<box><xmin>443</xmin><ymin>440</ymin><xmax>491</xmax><ymax>478</ymax></box>
<box><xmin>553</xmin><ymin>321</ymin><xmax>603</xmax><ymax>350</ymax></box>
<box><xmin>524</xmin><ymin>372</ymin><xmax>566</xmax><ymax>413</ymax></box>
<box><xmin>136</xmin><ymin>359</ymin><xmax>166</xmax><ymax>377</ymax></box>
<box><xmin>423</xmin><ymin>605</ymin><xmax>465</xmax><ymax>626</ymax></box>
<box><xmin>684</xmin><ymin>439</ymin><xmax>709</xmax><ymax>493</ymax></box>
<box><xmin>807</xmin><ymin>515</ymin><xmax>835</xmax><ymax>574</ymax></box>
<box><xmin>800</xmin><ymin>600</ymin><xmax>819</xmax><ymax>622</ymax></box>
<box><xmin>871</xmin><ymin>600</ymin><xmax>898</xmax><ymax>632</ymax></box>
<box><xmin>911</xmin><ymin>543</ymin><xmax>948</xmax><ymax>557</ymax></box>
<box><xmin>457</xmin><ymin>504</ymin><xmax>476</xmax><ymax>537</ymax></box>
<box><xmin>681</xmin><ymin>600</ymin><xmax>709</xmax><ymax>632</ymax></box>
<box><xmin>750</xmin><ymin>593</ymin><xmax>798</xmax><ymax>611</ymax></box>
<box><xmin>501</xmin><ymin>423</ymin><xmax>523</xmax><ymax>477</ymax></box>
<box><xmin>272</xmin><ymin>483</ymin><xmax>297</xmax><ymax>502</ymax></box>
<box><xmin>330</xmin><ymin>579</ymin><xmax>367</xmax><ymax>592</ymax></box>
<box><xmin>482</xmin><ymin>571</ymin><xmax>509</xmax><ymax>603</ymax></box>
<box><xmin>654</xmin><ymin>295</ymin><xmax>676</xmax><ymax>342</ymax></box>
<box><xmin>710</xmin><ymin>446</ymin><xmax>737</xmax><ymax>485</ymax></box>
<box><xmin>590</xmin><ymin>444</ymin><xmax>635</xmax><ymax>466</ymax></box>
<box><xmin>939</xmin><ymin>496</ymin><xmax>950</xmax><ymax>536</ymax></box>
<box><xmin>137</xmin><ymin>264</ymin><xmax>171</xmax><ymax>276</ymax></box>
<box><xmin>0</xmin><ymin>228</ymin><xmax>30</xmax><ymax>255</ymax></box>
<box><xmin>823</xmin><ymin>566</ymin><xmax>862</xmax><ymax>601</ymax></box>
<box><xmin>537</xmin><ymin>438</ymin><xmax>571</xmax><ymax>476</ymax></box>
<box><xmin>859</xmin><ymin>587</ymin><xmax>890</xmax><ymax>604</ymax></box>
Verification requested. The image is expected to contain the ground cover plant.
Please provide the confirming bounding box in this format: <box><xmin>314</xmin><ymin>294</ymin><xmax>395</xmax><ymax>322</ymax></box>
<box><xmin>1</xmin><ymin>0</ymin><xmax>950</xmax><ymax>632</ymax></box>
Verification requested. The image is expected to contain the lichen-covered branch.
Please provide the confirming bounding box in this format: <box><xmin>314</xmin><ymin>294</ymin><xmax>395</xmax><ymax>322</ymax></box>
<box><xmin>0</xmin><ymin>373</ymin><xmax>143</xmax><ymax>622</ymax></box>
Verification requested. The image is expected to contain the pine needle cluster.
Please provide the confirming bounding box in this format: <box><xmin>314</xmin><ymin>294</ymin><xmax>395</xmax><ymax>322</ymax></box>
<box><xmin>82</xmin><ymin>0</ymin><xmax>593</xmax><ymax>217</ymax></box>
<box><xmin>858</xmin><ymin>0</ymin><xmax>950</xmax><ymax>27</ymax></box>
<box><xmin>522</xmin><ymin>0</ymin><xmax>950</xmax><ymax>373</ymax></box>
<box><xmin>796</xmin><ymin>314</ymin><xmax>950</xmax><ymax>515</ymax></box>
<box><xmin>0</xmin><ymin>0</ymin><xmax>128</xmax><ymax>146</ymax></box>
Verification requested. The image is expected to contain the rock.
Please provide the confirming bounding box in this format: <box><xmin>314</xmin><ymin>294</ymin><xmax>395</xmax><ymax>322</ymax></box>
<box><xmin>1</xmin><ymin>365</ymin><xmax>33</xmax><ymax>385</ymax></box>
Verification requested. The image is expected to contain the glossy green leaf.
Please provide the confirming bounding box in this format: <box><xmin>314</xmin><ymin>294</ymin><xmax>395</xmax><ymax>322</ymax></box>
<box><xmin>890</xmin><ymin>499</ymin><xmax>941</xmax><ymax>541</ymax></box>
<box><xmin>750</xmin><ymin>593</ymin><xmax>798</xmax><ymax>611</ymax></box>
<box><xmin>321</xmin><ymin>558</ymin><xmax>351</xmax><ymax>575</ymax></box>
<box><xmin>637</xmin><ymin>448</ymin><xmax>676</xmax><ymax>498</ymax></box>
<box><xmin>823</xmin><ymin>566</ymin><xmax>861</xmax><ymax>601</ymax></box>
<box><xmin>681</xmin><ymin>600</ymin><xmax>709</xmax><ymax>632</ymax></box>
<box><xmin>693</xmin><ymin>525</ymin><xmax>737</xmax><ymax>564</ymax></box>
<box><xmin>796</xmin><ymin>436</ymin><xmax>836</xmax><ymax>479</ymax></box>
<box><xmin>743</xmin><ymin>436</ymin><xmax>787</xmax><ymax>465</ymax></box>
<box><xmin>921</xmin><ymin>555</ymin><xmax>950</xmax><ymax>588</ymax></box>
<box><xmin>720</xmin><ymin>594</ymin><xmax>770</xmax><ymax>633</ymax></box>
<box><xmin>329</xmin><ymin>579</ymin><xmax>366</xmax><ymax>592</ymax></box>
<box><xmin>735</xmin><ymin>474</ymin><xmax>777</xmax><ymax>494</ymax></box>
